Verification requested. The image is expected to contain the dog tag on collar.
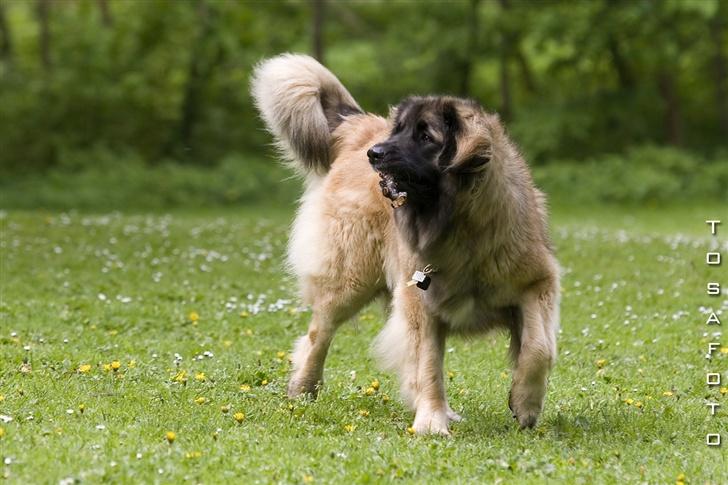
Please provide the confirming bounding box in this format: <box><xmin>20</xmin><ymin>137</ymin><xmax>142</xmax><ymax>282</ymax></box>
<box><xmin>407</xmin><ymin>270</ymin><xmax>431</xmax><ymax>290</ymax></box>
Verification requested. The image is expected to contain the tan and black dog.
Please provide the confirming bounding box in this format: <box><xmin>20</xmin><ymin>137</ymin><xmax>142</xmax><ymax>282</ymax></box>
<box><xmin>251</xmin><ymin>54</ymin><xmax>560</xmax><ymax>435</ymax></box>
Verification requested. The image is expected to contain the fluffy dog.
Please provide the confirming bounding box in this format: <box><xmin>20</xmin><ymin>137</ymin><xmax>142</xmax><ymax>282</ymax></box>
<box><xmin>251</xmin><ymin>54</ymin><xmax>559</xmax><ymax>435</ymax></box>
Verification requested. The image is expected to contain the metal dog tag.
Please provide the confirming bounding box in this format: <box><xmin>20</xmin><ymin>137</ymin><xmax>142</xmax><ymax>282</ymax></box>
<box><xmin>407</xmin><ymin>270</ymin><xmax>431</xmax><ymax>290</ymax></box>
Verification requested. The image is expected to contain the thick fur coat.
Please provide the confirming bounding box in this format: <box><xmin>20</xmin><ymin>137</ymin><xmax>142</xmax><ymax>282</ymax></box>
<box><xmin>251</xmin><ymin>54</ymin><xmax>560</xmax><ymax>435</ymax></box>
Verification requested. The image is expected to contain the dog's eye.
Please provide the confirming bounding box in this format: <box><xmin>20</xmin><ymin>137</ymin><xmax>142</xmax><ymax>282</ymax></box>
<box><xmin>420</xmin><ymin>132</ymin><xmax>433</xmax><ymax>143</ymax></box>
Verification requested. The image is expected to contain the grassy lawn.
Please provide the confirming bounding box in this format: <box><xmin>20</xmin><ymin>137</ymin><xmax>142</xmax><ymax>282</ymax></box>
<box><xmin>0</xmin><ymin>205</ymin><xmax>726</xmax><ymax>484</ymax></box>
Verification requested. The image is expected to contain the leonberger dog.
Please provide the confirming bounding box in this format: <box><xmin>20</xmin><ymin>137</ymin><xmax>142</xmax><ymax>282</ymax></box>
<box><xmin>251</xmin><ymin>54</ymin><xmax>559</xmax><ymax>435</ymax></box>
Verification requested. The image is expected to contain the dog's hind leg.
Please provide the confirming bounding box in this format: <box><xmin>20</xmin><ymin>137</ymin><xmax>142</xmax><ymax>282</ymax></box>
<box><xmin>508</xmin><ymin>281</ymin><xmax>559</xmax><ymax>429</ymax></box>
<box><xmin>288</xmin><ymin>284</ymin><xmax>375</xmax><ymax>398</ymax></box>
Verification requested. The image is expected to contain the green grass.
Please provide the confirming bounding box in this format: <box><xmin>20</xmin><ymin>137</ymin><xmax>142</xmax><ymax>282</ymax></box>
<box><xmin>0</xmin><ymin>205</ymin><xmax>726</xmax><ymax>484</ymax></box>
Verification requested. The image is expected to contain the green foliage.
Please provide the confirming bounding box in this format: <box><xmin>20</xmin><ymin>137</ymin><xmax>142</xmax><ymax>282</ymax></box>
<box><xmin>0</xmin><ymin>0</ymin><xmax>726</xmax><ymax>179</ymax></box>
<box><xmin>534</xmin><ymin>146</ymin><xmax>728</xmax><ymax>204</ymax></box>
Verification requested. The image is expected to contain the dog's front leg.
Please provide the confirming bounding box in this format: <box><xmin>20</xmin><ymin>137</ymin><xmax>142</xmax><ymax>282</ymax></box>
<box><xmin>376</xmin><ymin>284</ymin><xmax>451</xmax><ymax>435</ymax></box>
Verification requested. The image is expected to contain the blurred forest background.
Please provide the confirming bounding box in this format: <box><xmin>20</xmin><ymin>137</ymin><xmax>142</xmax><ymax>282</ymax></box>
<box><xmin>0</xmin><ymin>0</ymin><xmax>726</xmax><ymax>209</ymax></box>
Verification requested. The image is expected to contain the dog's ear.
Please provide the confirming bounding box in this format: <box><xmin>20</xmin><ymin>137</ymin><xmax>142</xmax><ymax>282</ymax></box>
<box><xmin>445</xmin><ymin>109</ymin><xmax>492</xmax><ymax>175</ymax></box>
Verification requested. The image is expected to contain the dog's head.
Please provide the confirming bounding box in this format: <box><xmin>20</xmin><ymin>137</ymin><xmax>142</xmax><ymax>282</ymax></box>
<box><xmin>367</xmin><ymin>96</ymin><xmax>493</xmax><ymax>209</ymax></box>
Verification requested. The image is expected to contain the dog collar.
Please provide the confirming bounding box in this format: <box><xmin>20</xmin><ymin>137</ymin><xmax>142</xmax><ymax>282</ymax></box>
<box><xmin>407</xmin><ymin>264</ymin><xmax>439</xmax><ymax>290</ymax></box>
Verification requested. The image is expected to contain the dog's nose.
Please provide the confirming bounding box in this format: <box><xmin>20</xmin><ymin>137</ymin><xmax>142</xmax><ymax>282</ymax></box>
<box><xmin>367</xmin><ymin>144</ymin><xmax>386</xmax><ymax>162</ymax></box>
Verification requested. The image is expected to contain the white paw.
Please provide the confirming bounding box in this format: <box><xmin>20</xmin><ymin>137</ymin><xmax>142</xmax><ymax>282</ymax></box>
<box><xmin>446</xmin><ymin>406</ymin><xmax>463</xmax><ymax>423</ymax></box>
<box><xmin>412</xmin><ymin>408</ymin><xmax>450</xmax><ymax>436</ymax></box>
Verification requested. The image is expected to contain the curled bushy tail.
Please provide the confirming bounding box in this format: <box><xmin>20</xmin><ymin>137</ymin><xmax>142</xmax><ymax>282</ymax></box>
<box><xmin>250</xmin><ymin>53</ymin><xmax>362</xmax><ymax>176</ymax></box>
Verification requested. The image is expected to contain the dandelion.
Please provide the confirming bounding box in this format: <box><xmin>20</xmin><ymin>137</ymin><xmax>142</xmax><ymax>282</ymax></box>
<box><xmin>188</xmin><ymin>311</ymin><xmax>200</xmax><ymax>323</ymax></box>
<box><xmin>0</xmin><ymin>427</ymin><xmax>4</xmax><ymax>438</ymax></box>
<box><xmin>78</xmin><ymin>404</ymin><xmax>86</xmax><ymax>413</ymax></box>
<box><xmin>358</xmin><ymin>409</ymin><xmax>370</xmax><ymax>417</ymax></box>
<box><xmin>447</xmin><ymin>371</ymin><xmax>455</xmax><ymax>380</ymax></box>
<box><xmin>128</xmin><ymin>360</ymin><xmax>136</xmax><ymax>368</ymax></box>
<box><xmin>185</xmin><ymin>451</ymin><xmax>202</xmax><ymax>459</ymax></box>
<box><xmin>276</xmin><ymin>351</ymin><xmax>286</xmax><ymax>359</ymax></box>
<box><xmin>110</xmin><ymin>361</ymin><xmax>121</xmax><ymax>371</ymax></box>
<box><xmin>344</xmin><ymin>424</ymin><xmax>356</xmax><ymax>433</ymax></box>
<box><xmin>406</xmin><ymin>426</ymin><xmax>416</xmax><ymax>435</ymax></box>
<box><xmin>220</xmin><ymin>405</ymin><xmax>230</xmax><ymax>414</ymax></box>
<box><xmin>234</xmin><ymin>412</ymin><xmax>245</xmax><ymax>423</ymax></box>
<box><xmin>173</xmin><ymin>370</ymin><xmax>188</xmax><ymax>383</ymax></box>
<box><xmin>676</xmin><ymin>472</ymin><xmax>686</xmax><ymax>485</ymax></box>
<box><xmin>240</xmin><ymin>311</ymin><xmax>249</xmax><ymax>318</ymax></box>
<box><xmin>381</xmin><ymin>394</ymin><xmax>390</xmax><ymax>403</ymax></box>
<box><xmin>165</xmin><ymin>431</ymin><xmax>176</xmax><ymax>444</ymax></box>
<box><xmin>500</xmin><ymin>371</ymin><xmax>508</xmax><ymax>379</ymax></box>
<box><xmin>596</xmin><ymin>359</ymin><xmax>607</xmax><ymax>369</ymax></box>
<box><xmin>240</xmin><ymin>384</ymin><xmax>251</xmax><ymax>392</ymax></box>
<box><xmin>720</xmin><ymin>387</ymin><xmax>727</xmax><ymax>395</ymax></box>
<box><xmin>721</xmin><ymin>347</ymin><xmax>728</xmax><ymax>354</ymax></box>
<box><xmin>78</xmin><ymin>364</ymin><xmax>92</xmax><ymax>374</ymax></box>
<box><xmin>370</xmin><ymin>379</ymin><xmax>380</xmax><ymax>390</ymax></box>
<box><xmin>261</xmin><ymin>379</ymin><xmax>268</xmax><ymax>386</ymax></box>
<box><xmin>365</xmin><ymin>387</ymin><xmax>376</xmax><ymax>396</ymax></box>
<box><xmin>194</xmin><ymin>372</ymin><xmax>206</xmax><ymax>382</ymax></box>
<box><xmin>662</xmin><ymin>391</ymin><xmax>674</xmax><ymax>397</ymax></box>
<box><xmin>194</xmin><ymin>397</ymin><xmax>207</xmax><ymax>405</ymax></box>
<box><xmin>103</xmin><ymin>363</ymin><xmax>112</xmax><ymax>372</ymax></box>
<box><xmin>624</xmin><ymin>398</ymin><xmax>634</xmax><ymax>405</ymax></box>
<box><xmin>634</xmin><ymin>401</ymin><xmax>643</xmax><ymax>409</ymax></box>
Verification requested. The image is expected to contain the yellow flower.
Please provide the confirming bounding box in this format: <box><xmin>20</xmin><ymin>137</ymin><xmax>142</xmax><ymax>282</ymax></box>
<box><xmin>358</xmin><ymin>409</ymin><xmax>370</xmax><ymax>417</ymax></box>
<box><xmin>344</xmin><ymin>424</ymin><xmax>356</xmax><ymax>433</ymax></box>
<box><xmin>0</xmin><ymin>427</ymin><xmax>4</xmax><ymax>438</ymax></box>
<box><xmin>276</xmin><ymin>351</ymin><xmax>286</xmax><ymax>359</ymax></box>
<box><xmin>720</xmin><ymin>387</ymin><xmax>727</xmax><ymax>395</ymax></box>
<box><xmin>194</xmin><ymin>372</ymin><xmax>206</xmax><ymax>382</ymax></box>
<box><xmin>110</xmin><ymin>361</ymin><xmax>121</xmax><ymax>371</ymax></box>
<box><xmin>370</xmin><ymin>379</ymin><xmax>380</xmax><ymax>390</ymax></box>
<box><xmin>500</xmin><ymin>371</ymin><xmax>509</xmax><ymax>379</ymax></box>
<box><xmin>234</xmin><ymin>412</ymin><xmax>245</xmax><ymax>423</ymax></box>
<box><xmin>240</xmin><ymin>311</ymin><xmax>249</xmax><ymax>318</ymax></box>
<box><xmin>165</xmin><ymin>431</ymin><xmax>176</xmax><ymax>444</ymax></box>
<box><xmin>245</xmin><ymin>328</ymin><xmax>253</xmax><ymax>336</ymax></box>
<box><xmin>173</xmin><ymin>370</ymin><xmax>188</xmax><ymax>383</ymax></box>
<box><xmin>0</xmin><ymin>395</ymin><xmax>4</xmax><ymax>402</ymax></box>
<box><xmin>303</xmin><ymin>475</ymin><xmax>314</xmax><ymax>484</ymax></box>
<box><xmin>662</xmin><ymin>391</ymin><xmax>674</xmax><ymax>397</ymax></box>
<box><xmin>127</xmin><ymin>360</ymin><xmax>136</xmax><ymax>368</ymax></box>
<box><xmin>406</xmin><ymin>426</ymin><xmax>415</xmax><ymax>435</ymax></box>
<box><xmin>676</xmin><ymin>472</ymin><xmax>686</xmax><ymax>485</ymax></box>
<box><xmin>188</xmin><ymin>311</ymin><xmax>200</xmax><ymax>323</ymax></box>
<box><xmin>720</xmin><ymin>347</ymin><xmax>728</xmax><ymax>354</ymax></box>
<box><xmin>103</xmin><ymin>363</ymin><xmax>112</xmax><ymax>372</ymax></box>
<box><xmin>78</xmin><ymin>364</ymin><xmax>92</xmax><ymax>374</ymax></box>
<box><xmin>381</xmin><ymin>394</ymin><xmax>390</xmax><ymax>403</ymax></box>
<box><xmin>261</xmin><ymin>379</ymin><xmax>268</xmax><ymax>386</ymax></box>
<box><xmin>447</xmin><ymin>371</ymin><xmax>455</xmax><ymax>379</ymax></box>
<box><xmin>365</xmin><ymin>387</ymin><xmax>376</xmax><ymax>396</ymax></box>
<box><xmin>596</xmin><ymin>359</ymin><xmax>607</xmax><ymax>369</ymax></box>
<box><xmin>624</xmin><ymin>398</ymin><xmax>634</xmax><ymax>405</ymax></box>
<box><xmin>634</xmin><ymin>401</ymin><xmax>643</xmax><ymax>409</ymax></box>
<box><xmin>240</xmin><ymin>384</ymin><xmax>251</xmax><ymax>392</ymax></box>
<box><xmin>185</xmin><ymin>451</ymin><xmax>202</xmax><ymax>459</ymax></box>
<box><xmin>220</xmin><ymin>405</ymin><xmax>230</xmax><ymax>413</ymax></box>
<box><xmin>194</xmin><ymin>396</ymin><xmax>207</xmax><ymax>405</ymax></box>
<box><xmin>78</xmin><ymin>403</ymin><xmax>86</xmax><ymax>413</ymax></box>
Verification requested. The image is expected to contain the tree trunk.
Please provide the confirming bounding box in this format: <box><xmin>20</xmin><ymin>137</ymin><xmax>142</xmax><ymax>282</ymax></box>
<box><xmin>0</xmin><ymin>0</ymin><xmax>12</xmax><ymax>63</ymax></box>
<box><xmin>710</xmin><ymin>5</ymin><xmax>728</xmax><ymax>139</ymax></box>
<box><xmin>459</xmin><ymin>0</ymin><xmax>480</xmax><ymax>96</ymax></box>
<box><xmin>173</xmin><ymin>0</ymin><xmax>215</xmax><ymax>158</ymax></box>
<box><xmin>97</xmin><ymin>0</ymin><xmax>113</xmax><ymax>27</ymax></box>
<box><xmin>607</xmin><ymin>35</ymin><xmax>634</xmax><ymax>90</ymax></box>
<box><xmin>498</xmin><ymin>0</ymin><xmax>512</xmax><ymax>120</ymax></box>
<box><xmin>657</xmin><ymin>70</ymin><xmax>682</xmax><ymax>146</ymax></box>
<box><xmin>37</xmin><ymin>0</ymin><xmax>51</xmax><ymax>71</ymax></box>
<box><xmin>312</xmin><ymin>0</ymin><xmax>325</xmax><ymax>63</ymax></box>
<box><xmin>514</xmin><ymin>45</ymin><xmax>536</xmax><ymax>94</ymax></box>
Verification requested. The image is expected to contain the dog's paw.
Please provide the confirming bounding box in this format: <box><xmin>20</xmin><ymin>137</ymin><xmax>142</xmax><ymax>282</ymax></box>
<box><xmin>446</xmin><ymin>405</ymin><xmax>463</xmax><ymax>423</ymax></box>
<box><xmin>412</xmin><ymin>409</ymin><xmax>451</xmax><ymax>436</ymax></box>
<box><xmin>287</xmin><ymin>376</ymin><xmax>320</xmax><ymax>399</ymax></box>
<box><xmin>508</xmin><ymin>386</ymin><xmax>544</xmax><ymax>429</ymax></box>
